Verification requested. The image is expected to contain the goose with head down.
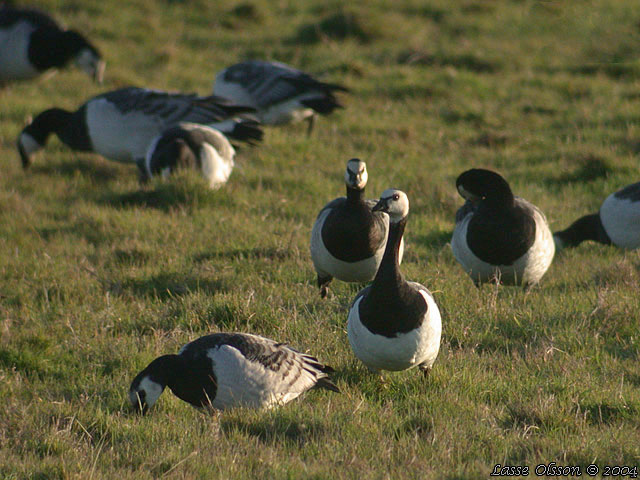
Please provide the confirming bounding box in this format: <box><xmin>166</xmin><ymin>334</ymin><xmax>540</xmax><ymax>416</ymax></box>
<box><xmin>214</xmin><ymin>60</ymin><xmax>348</xmax><ymax>134</ymax></box>
<box><xmin>143</xmin><ymin>123</ymin><xmax>235</xmax><ymax>189</ymax></box>
<box><xmin>554</xmin><ymin>181</ymin><xmax>640</xmax><ymax>251</ymax></box>
<box><xmin>129</xmin><ymin>332</ymin><xmax>339</xmax><ymax>414</ymax></box>
<box><xmin>17</xmin><ymin>87</ymin><xmax>262</xmax><ymax>173</ymax></box>
<box><xmin>0</xmin><ymin>5</ymin><xmax>105</xmax><ymax>84</ymax></box>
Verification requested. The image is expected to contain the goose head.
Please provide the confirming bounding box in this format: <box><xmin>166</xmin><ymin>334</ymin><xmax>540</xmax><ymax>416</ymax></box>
<box><xmin>344</xmin><ymin>158</ymin><xmax>368</xmax><ymax>190</ymax></box>
<box><xmin>455</xmin><ymin>168</ymin><xmax>514</xmax><ymax>207</ymax></box>
<box><xmin>372</xmin><ymin>189</ymin><xmax>409</xmax><ymax>223</ymax></box>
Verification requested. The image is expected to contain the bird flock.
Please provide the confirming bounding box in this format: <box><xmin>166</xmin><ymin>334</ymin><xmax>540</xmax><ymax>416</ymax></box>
<box><xmin>2</xmin><ymin>4</ymin><xmax>639</xmax><ymax>414</ymax></box>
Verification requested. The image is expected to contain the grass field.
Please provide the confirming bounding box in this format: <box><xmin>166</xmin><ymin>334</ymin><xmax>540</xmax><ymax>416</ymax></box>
<box><xmin>1</xmin><ymin>0</ymin><xmax>640</xmax><ymax>478</ymax></box>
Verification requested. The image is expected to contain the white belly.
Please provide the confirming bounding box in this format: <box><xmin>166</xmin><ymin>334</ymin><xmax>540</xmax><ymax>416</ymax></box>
<box><xmin>347</xmin><ymin>288</ymin><xmax>442</xmax><ymax>372</ymax></box>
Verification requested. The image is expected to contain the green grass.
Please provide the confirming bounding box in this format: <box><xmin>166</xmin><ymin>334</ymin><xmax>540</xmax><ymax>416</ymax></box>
<box><xmin>1</xmin><ymin>0</ymin><xmax>640</xmax><ymax>478</ymax></box>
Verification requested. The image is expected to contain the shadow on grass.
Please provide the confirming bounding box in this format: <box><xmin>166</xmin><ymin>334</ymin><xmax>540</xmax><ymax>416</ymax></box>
<box><xmin>543</xmin><ymin>154</ymin><xmax>619</xmax><ymax>186</ymax></box>
<box><xmin>99</xmin><ymin>181</ymin><xmax>226</xmax><ymax>212</ymax></box>
<box><xmin>578</xmin><ymin>401</ymin><xmax>638</xmax><ymax>425</ymax></box>
<box><xmin>193</xmin><ymin>247</ymin><xmax>291</xmax><ymax>263</ymax></box>
<box><xmin>220</xmin><ymin>415</ymin><xmax>326</xmax><ymax>445</ymax></box>
<box><xmin>290</xmin><ymin>11</ymin><xmax>375</xmax><ymax>44</ymax></box>
<box><xmin>110</xmin><ymin>274</ymin><xmax>227</xmax><ymax>300</ymax></box>
<box><xmin>29</xmin><ymin>158</ymin><xmax>123</xmax><ymax>184</ymax></box>
<box><xmin>414</xmin><ymin>230</ymin><xmax>452</xmax><ymax>249</ymax></box>
<box><xmin>398</xmin><ymin>50</ymin><xmax>500</xmax><ymax>73</ymax></box>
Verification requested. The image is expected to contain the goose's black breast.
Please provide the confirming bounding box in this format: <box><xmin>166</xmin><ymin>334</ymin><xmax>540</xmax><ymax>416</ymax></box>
<box><xmin>357</xmin><ymin>284</ymin><xmax>428</xmax><ymax>338</ymax></box>
<box><xmin>57</xmin><ymin>105</ymin><xmax>92</xmax><ymax>151</ymax></box>
<box><xmin>170</xmin><ymin>353</ymin><xmax>217</xmax><ymax>408</ymax></box>
<box><xmin>321</xmin><ymin>201</ymin><xmax>387</xmax><ymax>262</ymax></box>
<box><xmin>466</xmin><ymin>203</ymin><xmax>536</xmax><ymax>265</ymax></box>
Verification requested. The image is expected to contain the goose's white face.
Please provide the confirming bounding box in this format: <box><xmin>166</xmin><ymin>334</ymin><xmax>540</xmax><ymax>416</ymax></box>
<box><xmin>17</xmin><ymin>131</ymin><xmax>43</xmax><ymax>168</ymax></box>
<box><xmin>374</xmin><ymin>189</ymin><xmax>409</xmax><ymax>223</ymax></box>
<box><xmin>129</xmin><ymin>376</ymin><xmax>164</xmax><ymax>414</ymax></box>
<box><xmin>75</xmin><ymin>48</ymin><xmax>105</xmax><ymax>83</ymax></box>
<box><xmin>344</xmin><ymin>159</ymin><xmax>368</xmax><ymax>190</ymax></box>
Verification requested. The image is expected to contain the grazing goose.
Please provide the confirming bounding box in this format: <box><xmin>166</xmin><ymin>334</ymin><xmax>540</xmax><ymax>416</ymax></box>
<box><xmin>347</xmin><ymin>189</ymin><xmax>441</xmax><ymax>376</ymax></box>
<box><xmin>213</xmin><ymin>60</ymin><xmax>348</xmax><ymax>134</ymax></box>
<box><xmin>0</xmin><ymin>5</ymin><xmax>105</xmax><ymax>84</ymax></box>
<box><xmin>143</xmin><ymin>123</ymin><xmax>235</xmax><ymax>189</ymax></box>
<box><xmin>129</xmin><ymin>332</ymin><xmax>340</xmax><ymax>413</ymax></box>
<box><xmin>17</xmin><ymin>87</ymin><xmax>262</xmax><ymax>170</ymax></box>
<box><xmin>554</xmin><ymin>181</ymin><xmax>640</xmax><ymax>250</ymax></box>
<box><xmin>310</xmin><ymin>158</ymin><xmax>403</xmax><ymax>298</ymax></box>
<box><xmin>451</xmin><ymin>168</ymin><xmax>555</xmax><ymax>287</ymax></box>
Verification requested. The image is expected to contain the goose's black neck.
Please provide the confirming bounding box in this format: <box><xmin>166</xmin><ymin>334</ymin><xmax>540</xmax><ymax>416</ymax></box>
<box><xmin>554</xmin><ymin>213</ymin><xmax>611</xmax><ymax>247</ymax></box>
<box><xmin>141</xmin><ymin>354</ymin><xmax>183</xmax><ymax>388</ymax></box>
<box><xmin>358</xmin><ymin>216</ymin><xmax>427</xmax><ymax>337</ymax></box>
<box><xmin>29</xmin><ymin>28</ymin><xmax>89</xmax><ymax>70</ymax></box>
<box><xmin>346</xmin><ymin>186</ymin><xmax>365</xmax><ymax>204</ymax></box>
<box><xmin>153</xmin><ymin>353</ymin><xmax>217</xmax><ymax>408</ymax></box>
<box><xmin>26</xmin><ymin>107</ymin><xmax>91</xmax><ymax>150</ymax></box>
<box><xmin>370</xmin><ymin>217</ymin><xmax>406</xmax><ymax>292</ymax></box>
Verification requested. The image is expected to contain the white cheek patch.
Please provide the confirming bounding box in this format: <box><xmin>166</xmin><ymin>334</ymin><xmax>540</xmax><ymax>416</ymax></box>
<box><xmin>19</xmin><ymin>132</ymin><xmax>42</xmax><ymax>155</ymax></box>
<box><xmin>130</xmin><ymin>377</ymin><xmax>164</xmax><ymax>408</ymax></box>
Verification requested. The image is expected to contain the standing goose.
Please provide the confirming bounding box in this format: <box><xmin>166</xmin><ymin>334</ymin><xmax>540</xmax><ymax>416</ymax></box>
<box><xmin>143</xmin><ymin>123</ymin><xmax>235</xmax><ymax>189</ymax></box>
<box><xmin>129</xmin><ymin>332</ymin><xmax>339</xmax><ymax>413</ymax></box>
<box><xmin>213</xmin><ymin>60</ymin><xmax>348</xmax><ymax>134</ymax></box>
<box><xmin>17</xmin><ymin>87</ymin><xmax>262</xmax><ymax>170</ymax></box>
<box><xmin>554</xmin><ymin>181</ymin><xmax>640</xmax><ymax>250</ymax></box>
<box><xmin>451</xmin><ymin>168</ymin><xmax>555</xmax><ymax>287</ymax></box>
<box><xmin>0</xmin><ymin>5</ymin><xmax>105</xmax><ymax>84</ymax></box>
<box><xmin>347</xmin><ymin>189</ymin><xmax>441</xmax><ymax>376</ymax></box>
<box><xmin>310</xmin><ymin>158</ymin><xmax>403</xmax><ymax>298</ymax></box>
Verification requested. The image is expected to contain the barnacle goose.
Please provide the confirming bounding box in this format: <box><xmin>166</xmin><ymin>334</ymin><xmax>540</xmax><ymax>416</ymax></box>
<box><xmin>451</xmin><ymin>168</ymin><xmax>555</xmax><ymax>287</ymax></box>
<box><xmin>17</xmin><ymin>87</ymin><xmax>262</xmax><ymax>171</ymax></box>
<box><xmin>347</xmin><ymin>189</ymin><xmax>441</xmax><ymax>376</ymax></box>
<box><xmin>310</xmin><ymin>158</ymin><xmax>403</xmax><ymax>298</ymax></box>
<box><xmin>213</xmin><ymin>60</ymin><xmax>348</xmax><ymax>134</ymax></box>
<box><xmin>129</xmin><ymin>332</ymin><xmax>339</xmax><ymax>413</ymax></box>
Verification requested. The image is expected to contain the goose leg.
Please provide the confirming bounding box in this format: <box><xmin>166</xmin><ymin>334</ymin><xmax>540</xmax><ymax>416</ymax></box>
<box><xmin>306</xmin><ymin>114</ymin><xmax>316</xmax><ymax>136</ymax></box>
<box><xmin>318</xmin><ymin>274</ymin><xmax>332</xmax><ymax>298</ymax></box>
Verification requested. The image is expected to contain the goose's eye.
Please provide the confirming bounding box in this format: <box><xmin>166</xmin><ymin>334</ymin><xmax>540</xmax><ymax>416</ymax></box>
<box><xmin>393</xmin><ymin>194</ymin><xmax>400</xmax><ymax>201</ymax></box>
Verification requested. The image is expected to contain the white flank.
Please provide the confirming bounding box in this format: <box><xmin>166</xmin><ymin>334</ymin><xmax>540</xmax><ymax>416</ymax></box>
<box><xmin>347</xmin><ymin>287</ymin><xmax>442</xmax><ymax>372</ymax></box>
<box><xmin>260</xmin><ymin>98</ymin><xmax>314</xmax><ymax>125</ymax></box>
<box><xmin>451</xmin><ymin>201</ymin><xmax>555</xmax><ymax>286</ymax></box>
<box><xmin>212</xmin><ymin>78</ymin><xmax>257</xmax><ymax>108</ymax></box>
<box><xmin>600</xmin><ymin>193</ymin><xmax>640</xmax><ymax>249</ymax></box>
<box><xmin>86</xmin><ymin>99</ymin><xmax>166</xmax><ymax>163</ymax></box>
<box><xmin>206</xmin><ymin>344</ymin><xmax>319</xmax><ymax>410</ymax></box>
<box><xmin>0</xmin><ymin>22</ymin><xmax>40</xmax><ymax>81</ymax></box>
